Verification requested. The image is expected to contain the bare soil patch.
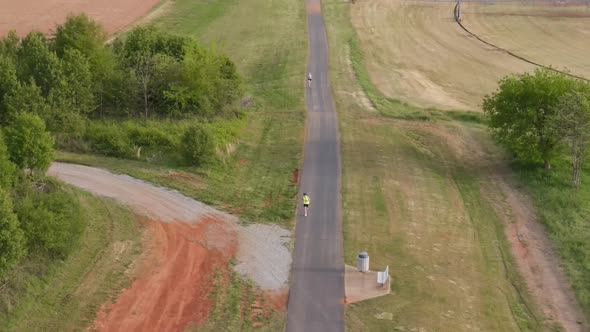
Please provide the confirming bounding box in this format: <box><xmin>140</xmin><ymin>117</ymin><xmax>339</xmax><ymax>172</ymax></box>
<box><xmin>93</xmin><ymin>217</ymin><xmax>237</xmax><ymax>332</ymax></box>
<box><xmin>0</xmin><ymin>0</ymin><xmax>161</xmax><ymax>37</ymax></box>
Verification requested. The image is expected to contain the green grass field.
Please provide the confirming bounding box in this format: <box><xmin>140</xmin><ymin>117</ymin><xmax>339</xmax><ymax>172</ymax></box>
<box><xmin>150</xmin><ymin>0</ymin><xmax>307</xmax><ymax>225</ymax></box>
<box><xmin>0</xmin><ymin>190</ymin><xmax>141</xmax><ymax>331</ymax></box>
<box><xmin>323</xmin><ymin>1</ymin><xmax>548</xmax><ymax>330</ymax></box>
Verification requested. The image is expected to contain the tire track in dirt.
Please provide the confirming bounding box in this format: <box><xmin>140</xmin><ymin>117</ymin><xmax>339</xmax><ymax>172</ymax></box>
<box><xmin>93</xmin><ymin>219</ymin><xmax>236</xmax><ymax>332</ymax></box>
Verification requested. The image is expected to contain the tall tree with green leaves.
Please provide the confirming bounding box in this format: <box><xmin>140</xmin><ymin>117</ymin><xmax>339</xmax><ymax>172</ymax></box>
<box><xmin>3</xmin><ymin>80</ymin><xmax>49</xmax><ymax>121</ymax></box>
<box><xmin>53</xmin><ymin>14</ymin><xmax>107</xmax><ymax>59</ymax></box>
<box><xmin>0</xmin><ymin>55</ymin><xmax>19</xmax><ymax>120</ymax></box>
<box><xmin>483</xmin><ymin>68</ymin><xmax>576</xmax><ymax>169</ymax></box>
<box><xmin>0</xmin><ymin>30</ymin><xmax>20</xmax><ymax>62</ymax></box>
<box><xmin>549</xmin><ymin>90</ymin><xmax>590</xmax><ymax>188</ymax></box>
<box><xmin>0</xmin><ymin>188</ymin><xmax>26</xmax><ymax>280</ymax></box>
<box><xmin>53</xmin><ymin>14</ymin><xmax>120</xmax><ymax>116</ymax></box>
<box><xmin>60</xmin><ymin>48</ymin><xmax>95</xmax><ymax>114</ymax></box>
<box><xmin>3</xmin><ymin>113</ymin><xmax>54</xmax><ymax>174</ymax></box>
<box><xmin>16</xmin><ymin>32</ymin><xmax>64</xmax><ymax>97</ymax></box>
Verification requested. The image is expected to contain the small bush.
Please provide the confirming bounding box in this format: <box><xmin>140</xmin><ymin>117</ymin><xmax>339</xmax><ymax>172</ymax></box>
<box><xmin>84</xmin><ymin>122</ymin><xmax>131</xmax><ymax>158</ymax></box>
<box><xmin>14</xmin><ymin>179</ymin><xmax>84</xmax><ymax>259</ymax></box>
<box><xmin>3</xmin><ymin>113</ymin><xmax>54</xmax><ymax>174</ymax></box>
<box><xmin>123</xmin><ymin>122</ymin><xmax>177</xmax><ymax>148</ymax></box>
<box><xmin>181</xmin><ymin>125</ymin><xmax>214</xmax><ymax>166</ymax></box>
<box><xmin>0</xmin><ymin>188</ymin><xmax>26</xmax><ymax>279</ymax></box>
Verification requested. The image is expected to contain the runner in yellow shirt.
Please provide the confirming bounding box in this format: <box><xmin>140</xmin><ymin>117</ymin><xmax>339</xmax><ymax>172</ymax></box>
<box><xmin>303</xmin><ymin>193</ymin><xmax>310</xmax><ymax>217</ymax></box>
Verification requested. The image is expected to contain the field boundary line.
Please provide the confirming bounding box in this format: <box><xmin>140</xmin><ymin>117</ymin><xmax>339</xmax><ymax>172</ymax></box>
<box><xmin>453</xmin><ymin>3</ymin><xmax>590</xmax><ymax>82</ymax></box>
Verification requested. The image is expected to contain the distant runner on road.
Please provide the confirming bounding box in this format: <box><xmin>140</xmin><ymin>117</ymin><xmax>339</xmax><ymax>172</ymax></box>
<box><xmin>303</xmin><ymin>193</ymin><xmax>311</xmax><ymax>216</ymax></box>
<box><xmin>307</xmin><ymin>72</ymin><xmax>312</xmax><ymax>87</ymax></box>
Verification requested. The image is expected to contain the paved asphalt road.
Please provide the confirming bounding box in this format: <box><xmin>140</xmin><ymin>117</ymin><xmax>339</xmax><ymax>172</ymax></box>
<box><xmin>285</xmin><ymin>0</ymin><xmax>345</xmax><ymax>330</ymax></box>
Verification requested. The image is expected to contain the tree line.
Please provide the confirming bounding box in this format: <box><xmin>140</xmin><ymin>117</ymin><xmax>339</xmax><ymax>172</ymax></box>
<box><xmin>0</xmin><ymin>15</ymin><xmax>244</xmax><ymax>282</ymax></box>
<box><xmin>484</xmin><ymin>68</ymin><xmax>590</xmax><ymax>188</ymax></box>
<box><xmin>0</xmin><ymin>14</ymin><xmax>241</xmax><ymax>127</ymax></box>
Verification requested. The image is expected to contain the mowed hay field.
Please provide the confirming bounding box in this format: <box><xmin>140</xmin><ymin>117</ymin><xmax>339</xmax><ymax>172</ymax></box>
<box><xmin>351</xmin><ymin>0</ymin><xmax>590</xmax><ymax>111</ymax></box>
<box><xmin>321</xmin><ymin>0</ymin><xmax>589</xmax><ymax>330</ymax></box>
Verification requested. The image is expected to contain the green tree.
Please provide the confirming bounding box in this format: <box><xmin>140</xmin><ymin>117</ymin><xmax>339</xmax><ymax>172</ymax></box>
<box><xmin>0</xmin><ymin>55</ymin><xmax>19</xmax><ymax>120</ymax></box>
<box><xmin>116</xmin><ymin>26</ymin><xmax>191</xmax><ymax>118</ymax></box>
<box><xmin>3</xmin><ymin>80</ymin><xmax>49</xmax><ymax>121</ymax></box>
<box><xmin>215</xmin><ymin>54</ymin><xmax>242</xmax><ymax>116</ymax></box>
<box><xmin>483</xmin><ymin>68</ymin><xmax>576</xmax><ymax>169</ymax></box>
<box><xmin>53</xmin><ymin>13</ymin><xmax>120</xmax><ymax>117</ymax></box>
<box><xmin>3</xmin><ymin>113</ymin><xmax>54</xmax><ymax>174</ymax></box>
<box><xmin>0</xmin><ymin>188</ymin><xmax>26</xmax><ymax>280</ymax></box>
<box><xmin>549</xmin><ymin>90</ymin><xmax>590</xmax><ymax>188</ymax></box>
<box><xmin>181</xmin><ymin>125</ymin><xmax>214</xmax><ymax>166</ymax></box>
<box><xmin>60</xmin><ymin>48</ymin><xmax>95</xmax><ymax>114</ymax></box>
<box><xmin>53</xmin><ymin>14</ymin><xmax>107</xmax><ymax>59</ymax></box>
<box><xmin>16</xmin><ymin>32</ymin><xmax>64</xmax><ymax>97</ymax></box>
<box><xmin>0</xmin><ymin>30</ymin><xmax>20</xmax><ymax>62</ymax></box>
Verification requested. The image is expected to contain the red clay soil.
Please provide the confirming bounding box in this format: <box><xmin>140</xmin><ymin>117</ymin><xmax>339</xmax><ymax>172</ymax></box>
<box><xmin>264</xmin><ymin>288</ymin><xmax>289</xmax><ymax>312</ymax></box>
<box><xmin>0</xmin><ymin>0</ymin><xmax>161</xmax><ymax>37</ymax></box>
<box><xmin>93</xmin><ymin>217</ymin><xmax>238</xmax><ymax>332</ymax></box>
<box><xmin>291</xmin><ymin>168</ymin><xmax>299</xmax><ymax>185</ymax></box>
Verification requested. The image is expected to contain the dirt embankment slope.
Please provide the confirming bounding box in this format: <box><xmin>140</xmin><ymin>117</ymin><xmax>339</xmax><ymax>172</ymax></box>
<box><xmin>48</xmin><ymin>163</ymin><xmax>291</xmax><ymax>331</ymax></box>
<box><xmin>0</xmin><ymin>0</ymin><xmax>161</xmax><ymax>37</ymax></box>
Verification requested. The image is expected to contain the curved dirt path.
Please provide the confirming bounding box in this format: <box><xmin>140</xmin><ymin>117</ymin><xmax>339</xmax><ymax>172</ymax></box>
<box><xmin>285</xmin><ymin>0</ymin><xmax>345</xmax><ymax>330</ymax></box>
<box><xmin>48</xmin><ymin>162</ymin><xmax>291</xmax><ymax>331</ymax></box>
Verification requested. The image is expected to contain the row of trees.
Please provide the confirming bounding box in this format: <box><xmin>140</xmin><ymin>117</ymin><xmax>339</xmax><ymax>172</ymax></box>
<box><xmin>484</xmin><ymin>68</ymin><xmax>590</xmax><ymax>188</ymax></box>
<box><xmin>0</xmin><ymin>14</ymin><xmax>242</xmax><ymax>133</ymax></box>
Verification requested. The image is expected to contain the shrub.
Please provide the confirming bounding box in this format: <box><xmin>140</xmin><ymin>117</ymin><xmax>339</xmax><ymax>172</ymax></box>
<box><xmin>0</xmin><ymin>188</ymin><xmax>26</xmax><ymax>279</ymax></box>
<box><xmin>84</xmin><ymin>122</ymin><xmax>131</xmax><ymax>158</ymax></box>
<box><xmin>123</xmin><ymin>121</ymin><xmax>176</xmax><ymax>148</ymax></box>
<box><xmin>3</xmin><ymin>113</ymin><xmax>54</xmax><ymax>174</ymax></box>
<box><xmin>14</xmin><ymin>180</ymin><xmax>84</xmax><ymax>259</ymax></box>
<box><xmin>181</xmin><ymin>125</ymin><xmax>214</xmax><ymax>166</ymax></box>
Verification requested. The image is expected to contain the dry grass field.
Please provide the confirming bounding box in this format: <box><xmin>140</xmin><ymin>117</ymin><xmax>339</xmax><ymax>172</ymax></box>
<box><xmin>351</xmin><ymin>0</ymin><xmax>590</xmax><ymax>111</ymax></box>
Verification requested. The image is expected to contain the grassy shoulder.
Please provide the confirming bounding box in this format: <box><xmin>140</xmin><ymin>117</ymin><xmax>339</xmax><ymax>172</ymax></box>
<box><xmin>0</xmin><ymin>188</ymin><xmax>142</xmax><ymax>331</ymax></box>
<box><xmin>515</xmin><ymin>160</ymin><xmax>590</xmax><ymax>319</ymax></box>
<box><xmin>323</xmin><ymin>0</ymin><xmax>544</xmax><ymax>330</ymax></box>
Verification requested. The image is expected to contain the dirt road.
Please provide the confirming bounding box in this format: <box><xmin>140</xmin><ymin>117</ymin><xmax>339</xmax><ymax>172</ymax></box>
<box><xmin>48</xmin><ymin>162</ymin><xmax>291</xmax><ymax>331</ymax></box>
<box><xmin>0</xmin><ymin>0</ymin><xmax>161</xmax><ymax>37</ymax></box>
